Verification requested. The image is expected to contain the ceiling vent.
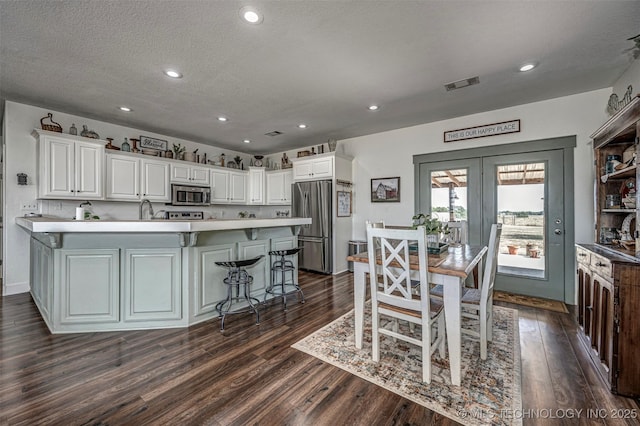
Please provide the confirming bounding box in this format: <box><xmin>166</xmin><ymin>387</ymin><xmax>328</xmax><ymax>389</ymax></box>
<box><xmin>264</xmin><ymin>130</ymin><xmax>283</xmax><ymax>137</ymax></box>
<box><xmin>444</xmin><ymin>76</ymin><xmax>480</xmax><ymax>92</ymax></box>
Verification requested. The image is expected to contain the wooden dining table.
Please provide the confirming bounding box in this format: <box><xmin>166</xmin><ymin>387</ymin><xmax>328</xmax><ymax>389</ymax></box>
<box><xmin>347</xmin><ymin>244</ymin><xmax>488</xmax><ymax>386</ymax></box>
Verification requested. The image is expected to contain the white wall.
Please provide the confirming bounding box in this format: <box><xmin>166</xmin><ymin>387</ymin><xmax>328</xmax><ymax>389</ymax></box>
<box><xmin>341</xmin><ymin>89</ymin><xmax>612</xmax><ymax>246</ymax></box>
<box><xmin>1</xmin><ymin>101</ymin><xmax>288</xmax><ymax>295</ymax></box>
<box><xmin>612</xmin><ymin>57</ymin><xmax>640</xmax><ymax>101</ymax></box>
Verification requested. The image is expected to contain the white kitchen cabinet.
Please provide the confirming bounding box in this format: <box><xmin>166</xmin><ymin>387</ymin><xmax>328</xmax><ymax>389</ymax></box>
<box><xmin>170</xmin><ymin>162</ymin><xmax>211</xmax><ymax>186</ymax></box>
<box><xmin>266</xmin><ymin>170</ymin><xmax>293</xmax><ymax>204</ymax></box>
<box><xmin>33</xmin><ymin>129</ymin><xmax>104</xmax><ymax>199</ymax></box>
<box><xmin>106</xmin><ymin>153</ymin><xmax>170</xmax><ymax>202</ymax></box>
<box><xmin>237</xmin><ymin>239</ymin><xmax>270</xmax><ymax>296</ymax></box>
<box><xmin>211</xmin><ymin>168</ymin><xmax>247</xmax><ymax>204</ymax></box>
<box><xmin>58</xmin><ymin>249</ymin><xmax>120</xmax><ymax>324</ymax></box>
<box><xmin>292</xmin><ymin>154</ymin><xmax>334</xmax><ymax>181</ymax></box>
<box><xmin>193</xmin><ymin>243</ymin><xmax>235</xmax><ymax>317</ymax></box>
<box><xmin>30</xmin><ymin>237</ymin><xmax>53</xmax><ymax>322</ymax></box>
<box><xmin>123</xmin><ymin>248</ymin><xmax>182</xmax><ymax>322</ymax></box>
<box><xmin>248</xmin><ymin>167</ymin><xmax>265</xmax><ymax>204</ymax></box>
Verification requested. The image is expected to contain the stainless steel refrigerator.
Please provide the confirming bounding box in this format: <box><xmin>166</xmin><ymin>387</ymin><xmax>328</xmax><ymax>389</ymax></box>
<box><xmin>292</xmin><ymin>180</ymin><xmax>332</xmax><ymax>274</ymax></box>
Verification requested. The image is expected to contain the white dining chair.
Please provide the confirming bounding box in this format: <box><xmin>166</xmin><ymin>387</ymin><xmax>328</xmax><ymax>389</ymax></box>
<box><xmin>446</xmin><ymin>220</ymin><xmax>468</xmax><ymax>245</ymax></box>
<box><xmin>366</xmin><ymin>225</ymin><xmax>446</xmax><ymax>383</ymax></box>
<box><xmin>459</xmin><ymin>223</ymin><xmax>502</xmax><ymax>360</ymax></box>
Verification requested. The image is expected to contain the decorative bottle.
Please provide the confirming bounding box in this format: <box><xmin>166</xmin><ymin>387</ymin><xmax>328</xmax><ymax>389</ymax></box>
<box><xmin>69</xmin><ymin>123</ymin><xmax>77</xmax><ymax>135</ymax></box>
<box><xmin>121</xmin><ymin>138</ymin><xmax>131</xmax><ymax>152</ymax></box>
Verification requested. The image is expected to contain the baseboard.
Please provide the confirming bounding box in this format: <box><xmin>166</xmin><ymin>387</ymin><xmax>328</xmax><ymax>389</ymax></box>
<box><xmin>2</xmin><ymin>281</ymin><xmax>30</xmax><ymax>296</ymax></box>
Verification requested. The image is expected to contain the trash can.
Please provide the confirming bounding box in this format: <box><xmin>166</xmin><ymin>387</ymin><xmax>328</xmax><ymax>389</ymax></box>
<box><xmin>348</xmin><ymin>240</ymin><xmax>368</xmax><ymax>272</ymax></box>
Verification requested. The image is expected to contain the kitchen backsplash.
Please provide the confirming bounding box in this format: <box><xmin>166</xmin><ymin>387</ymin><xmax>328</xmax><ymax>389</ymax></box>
<box><xmin>39</xmin><ymin>199</ymin><xmax>289</xmax><ymax>220</ymax></box>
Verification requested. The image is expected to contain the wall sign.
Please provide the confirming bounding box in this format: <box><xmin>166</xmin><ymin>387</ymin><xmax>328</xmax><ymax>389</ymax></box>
<box><xmin>444</xmin><ymin>119</ymin><xmax>520</xmax><ymax>143</ymax></box>
<box><xmin>139</xmin><ymin>135</ymin><xmax>168</xmax><ymax>151</ymax></box>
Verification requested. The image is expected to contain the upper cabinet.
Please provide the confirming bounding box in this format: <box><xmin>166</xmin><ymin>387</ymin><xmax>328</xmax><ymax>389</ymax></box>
<box><xmin>248</xmin><ymin>167</ymin><xmax>265</xmax><ymax>205</ymax></box>
<box><xmin>32</xmin><ymin>129</ymin><xmax>104</xmax><ymax>199</ymax></box>
<box><xmin>106</xmin><ymin>153</ymin><xmax>170</xmax><ymax>202</ymax></box>
<box><xmin>266</xmin><ymin>170</ymin><xmax>292</xmax><ymax>205</ymax></box>
<box><xmin>292</xmin><ymin>154</ymin><xmax>334</xmax><ymax>181</ymax></box>
<box><xmin>211</xmin><ymin>168</ymin><xmax>247</xmax><ymax>204</ymax></box>
<box><xmin>591</xmin><ymin>94</ymin><xmax>639</xmax><ymax>258</ymax></box>
<box><xmin>170</xmin><ymin>163</ymin><xmax>210</xmax><ymax>186</ymax></box>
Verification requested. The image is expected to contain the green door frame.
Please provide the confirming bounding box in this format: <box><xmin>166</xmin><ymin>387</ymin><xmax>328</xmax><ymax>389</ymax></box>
<box><xmin>413</xmin><ymin>136</ymin><xmax>577</xmax><ymax>304</ymax></box>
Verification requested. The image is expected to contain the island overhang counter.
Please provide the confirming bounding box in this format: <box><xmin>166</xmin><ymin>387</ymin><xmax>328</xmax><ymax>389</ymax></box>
<box><xmin>17</xmin><ymin>216</ymin><xmax>311</xmax><ymax>333</ymax></box>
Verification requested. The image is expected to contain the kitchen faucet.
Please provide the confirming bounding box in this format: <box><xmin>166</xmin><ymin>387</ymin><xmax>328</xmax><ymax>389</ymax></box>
<box><xmin>139</xmin><ymin>198</ymin><xmax>154</xmax><ymax>220</ymax></box>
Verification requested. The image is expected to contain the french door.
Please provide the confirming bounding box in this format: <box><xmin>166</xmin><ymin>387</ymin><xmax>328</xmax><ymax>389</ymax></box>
<box><xmin>482</xmin><ymin>150</ymin><xmax>566</xmax><ymax>300</ymax></box>
<box><xmin>414</xmin><ymin>139</ymin><xmax>574</xmax><ymax>302</ymax></box>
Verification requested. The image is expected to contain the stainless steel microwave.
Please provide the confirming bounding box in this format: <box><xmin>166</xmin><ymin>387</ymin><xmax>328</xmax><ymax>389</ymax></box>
<box><xmin>171</xmin><ymin>184</ymin><xmax>211</xmax><ymax>206</ymax></box>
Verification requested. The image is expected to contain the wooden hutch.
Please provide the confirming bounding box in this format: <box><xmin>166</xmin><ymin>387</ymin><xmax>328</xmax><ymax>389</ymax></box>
<box><xmin>576</xmin><ymin>95</ymin><xmax>640</xmax><ymax>397</ymax></box>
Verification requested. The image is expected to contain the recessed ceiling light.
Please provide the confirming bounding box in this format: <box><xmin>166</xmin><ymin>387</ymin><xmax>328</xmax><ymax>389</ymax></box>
<box><xmin>164</xmin><ymin>69</ymin><xmax>183</xmax><ymax>78</ymax></box>
<box><xmin>519</xmin><ymin>63</ymin><xmax>536</xmax><ymax>72</ymax></box>
<box><xmin>218</xmin><ymin>116</ymin><xmax>228</xmax><ymax>122</ymax></box>
<box><xmin>368</xmin><ymin>105</ymin><xmax>379</xmax><ymax>111</ymax></box>
<box><xmin>298</xmin><ymin>124</ymin><xmax>307</xmax><ymax>129</ymax></box>
<box><xmin>239</xmin><ymin>6</ymin><xmax>263</xmax><ymax>24</ymax></box>
<box><xmin>243</xmin><ymin>139</ymin><xmax>251</xmax><ymax>144</ymax></box>
<box><xmin>119</xmin><ymin>106</ymin><xmax>133</xmax><ymax>112</ymax></box>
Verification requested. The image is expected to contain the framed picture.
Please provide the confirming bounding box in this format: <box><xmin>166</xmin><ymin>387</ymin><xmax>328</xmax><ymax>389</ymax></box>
<box><xmin>139</xmin><ymin>135</ymin><xmax>168</xmax><ymax>151</ymax></box>
<box><xmin>371</xmin><ymin>177</ymin><xmax>400</xmax><ymax>203</ymax></box>
<box><xmin>337</xmin><ymin>191</ymin><xmax>352</xmax><ymax>217</ymax></box>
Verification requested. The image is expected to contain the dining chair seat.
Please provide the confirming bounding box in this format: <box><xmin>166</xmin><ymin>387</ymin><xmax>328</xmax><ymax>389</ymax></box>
<box><xmin>460</xmin><ymin>223</ymin><xmax>502</xmax><ymax>360</ymax></box>
<box><xmin>460</xmin><ymin>288</ymin><xmax>481</xmax><ymax>304</ymax></box>
<box><xmin>430</xmin><ymin>283</ymin><xmax>469</xmax><ymax>299</ymax></box>
<box><xmin>379</xmin><ymin>296</ymin><xmax>444</xmax><ymax>320</ymax></box>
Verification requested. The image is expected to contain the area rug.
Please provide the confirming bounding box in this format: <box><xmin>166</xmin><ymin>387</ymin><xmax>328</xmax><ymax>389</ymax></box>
<box><xmin>493</xmin><ymin>290</ymin><xmax>569</xmax><ymax>314</ymax></box>
<box><xmin>292</xmin><ymin>305</ymin><xmax>522</xmax><ymax>426</ymax></box>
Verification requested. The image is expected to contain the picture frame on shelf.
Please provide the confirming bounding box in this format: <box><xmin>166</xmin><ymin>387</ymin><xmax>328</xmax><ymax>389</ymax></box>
<box><xmin>337</xmin><ymin>191</ymin><xmax>352</xmax><ymax>217</ymax></box>
<box><xmin>139</xmin><ymin>135</ymin><xmax>168</xmax><ymax>152</ymax></box>
<box><xmin>371</xmin><ymin>177</ymin><xmax>400</xmax><ymax>203</ymax></box>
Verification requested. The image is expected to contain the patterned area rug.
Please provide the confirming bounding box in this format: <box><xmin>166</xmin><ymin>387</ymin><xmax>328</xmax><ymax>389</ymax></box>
<box><xmin>292</xmin><ymin>306</ymin><xmax>522</xmax><ymax>426</ymax></box>
<box><xmin>493</xmin><ymin>291</ymin><xmax>569</xmax><ymax>314</ymax></box>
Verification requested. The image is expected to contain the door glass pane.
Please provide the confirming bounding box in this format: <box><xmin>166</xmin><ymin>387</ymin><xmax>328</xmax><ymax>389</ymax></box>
<box><xmin>430</xmin><ymin>168</ymin><xmax>468</xmax><ymax>221</ymax></box>
<box><xmin>496</xmin><ymin>162</ymin><xmax>545</xmax><ymax>279</ymax></box>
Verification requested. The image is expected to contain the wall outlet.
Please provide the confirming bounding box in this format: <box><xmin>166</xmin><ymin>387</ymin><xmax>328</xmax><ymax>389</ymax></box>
<box><xmin>21</xmin><ymin>201</ymin><xmax>39</xmax><ymax>212</ymax></box>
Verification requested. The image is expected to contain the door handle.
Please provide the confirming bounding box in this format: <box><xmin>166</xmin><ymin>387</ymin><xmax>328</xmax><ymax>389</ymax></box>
<box><xmin>554</xmin><ymin>229</ymin><xmax>563</xmax><ymax>235</ymax></box>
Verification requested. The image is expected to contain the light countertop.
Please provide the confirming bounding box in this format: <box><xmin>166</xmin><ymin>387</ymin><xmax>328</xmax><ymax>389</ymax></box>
<box><xmin>16</xmin><ymin>216</ymin><xmax>311</xmax><ymax>233</ymax></box>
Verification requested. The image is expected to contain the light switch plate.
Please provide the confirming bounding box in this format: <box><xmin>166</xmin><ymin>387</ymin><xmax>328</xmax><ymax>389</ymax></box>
<box><xmin>21</xmin><ymin>201</ymin><xmax>39</xmax><ymax>212</ymax></box>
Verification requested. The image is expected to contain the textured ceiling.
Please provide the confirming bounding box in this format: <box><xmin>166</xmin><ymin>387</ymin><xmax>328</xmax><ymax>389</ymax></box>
<box><xmin>1</xmin><ymin>1</ymin><xmax>639</xmax><ymax>154</ymax></box>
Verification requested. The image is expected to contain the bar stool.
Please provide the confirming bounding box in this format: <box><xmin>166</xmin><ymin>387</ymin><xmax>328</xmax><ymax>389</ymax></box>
<box><xmin>214</xmin><ymin>255</ymin><xmax>264</xmax><ymax>331</ymax></box>
<box><xmin>264</xmin><ymin>248</ymin><xmax>304</xmax><ymax>310</ymax></box>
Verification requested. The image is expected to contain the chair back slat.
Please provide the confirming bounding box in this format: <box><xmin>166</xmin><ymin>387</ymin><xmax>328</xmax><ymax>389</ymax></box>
<box><xmin>446</xmin><ymin>220</ymin><xmax>468</xmax><ymax>244</ymax></box>
<box><xmin>481</xmin><ymin>223</ymin><xmax>502</xmax><ymax>305</ymax></box>
<box><xmin>366</xmin><ymin>225</ymin><xmax>429</xmax><ymax>313</ymax></box>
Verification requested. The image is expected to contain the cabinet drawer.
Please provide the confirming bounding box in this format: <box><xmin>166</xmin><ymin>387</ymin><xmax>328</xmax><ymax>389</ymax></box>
<box><xmin>590</xmin><ymin>254</ymin><xmax>612</xmax><ymax>280</ymax></box>
<box><xmin>576</xmin><ymin>247</ymin><xmax>591</xmax><ymax>265</ymax></box>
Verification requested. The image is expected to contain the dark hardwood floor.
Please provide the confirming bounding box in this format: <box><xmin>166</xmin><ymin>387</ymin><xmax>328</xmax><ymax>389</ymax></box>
<box><xmin>1</xmin><ymin>271</ymin><xmax>639</xmax><ymax>425</ymax></box>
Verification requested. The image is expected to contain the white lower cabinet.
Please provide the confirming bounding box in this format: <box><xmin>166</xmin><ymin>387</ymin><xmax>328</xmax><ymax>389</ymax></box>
<box><xmin>30</xmin><ymin>238</ymin><xmax>53</xmax><ymax>321</ymax></box>
<box><xmin>59</xmin><ymin>249</ymin><xmax>120</xmax><ymax>324</ymax></box>
<box><xmin>194</xmin><ymin>243</ymin><xmax>235</xmax><ymax>317</ymax></box>
<box><xmin>270</xmin><ymin>237</ymin><xmax>298</xmax><ymax>285</ymax></box>
<box><xmin>193</xmin><ymin>238</ymin><xmax>286</xmax><ymax>320</ymax></box>
<box><xmin>237</xmin><ymin>239</ymin><xmax>270</xmax><ymax>295</ymax></box>
<box><xmin>123</xmin><ymin>248</ymin><xmax>182</xmax><ymax>321</ymax></box>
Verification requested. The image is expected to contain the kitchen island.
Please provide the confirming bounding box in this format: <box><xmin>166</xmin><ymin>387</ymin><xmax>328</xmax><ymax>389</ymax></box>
<box><xmin>16</xmin><ymin>216</ymin><xmax>311</xmax><ymax>333</ymax></box>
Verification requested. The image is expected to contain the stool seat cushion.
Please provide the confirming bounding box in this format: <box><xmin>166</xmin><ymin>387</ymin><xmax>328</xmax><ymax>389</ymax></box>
<box><xmin>215</xmin><ymin>255</ymin><xmax>264</xmax><ymax>268</ymax></box>
<box><xmin>269</xmin><ymin>247</ymin><xmax>302</xmax><ymax>256</ymax></box>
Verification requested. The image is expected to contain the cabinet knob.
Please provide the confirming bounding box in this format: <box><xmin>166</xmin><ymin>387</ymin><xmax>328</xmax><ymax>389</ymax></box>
<box><xmin>578</xmin><ymin>253</ymin><xmax>586</xmax><ymax>257</ymax></box>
